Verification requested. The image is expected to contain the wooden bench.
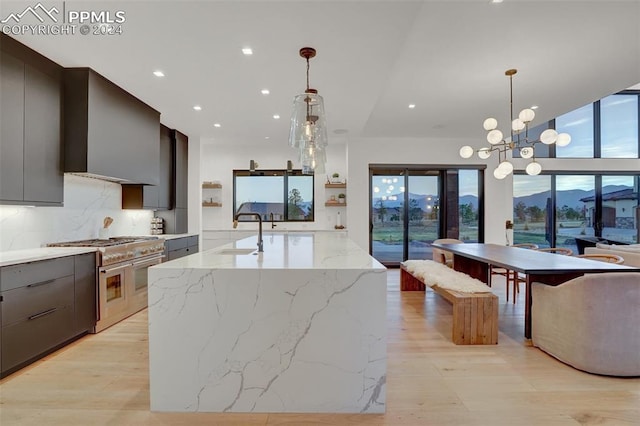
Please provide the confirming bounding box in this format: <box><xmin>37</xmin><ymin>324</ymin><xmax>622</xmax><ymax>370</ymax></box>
<box><xmin>401</xmin><ymin>262</ymin><xmax>498</xmax><ymax>345</ymax></box>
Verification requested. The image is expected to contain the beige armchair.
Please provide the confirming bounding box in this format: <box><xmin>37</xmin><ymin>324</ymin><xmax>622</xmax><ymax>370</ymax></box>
<box><xmin>532</xmin><ymin>273</ymin><xmax>640</xmax><ymax>377</ymax></box>
<box><xmin>432</xmin><ymin>238</ymin><xmax>463</xmax><ymax>268</ymax></box>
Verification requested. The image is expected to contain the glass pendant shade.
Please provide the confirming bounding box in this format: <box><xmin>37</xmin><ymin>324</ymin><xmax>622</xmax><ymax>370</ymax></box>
<box><xmin>511</xmin><ymin>118</ymin><xmax>525</xmax><ymax>132</ymax></box>
<box><xmin>497</xmin><ymin>160</ymin><xmax>514</xmax><ymax>175</ymax></box>
<box><xmin>289</xmin><ymin>92</ymin><xmax>328</xmax><ymax>149</ymax></box>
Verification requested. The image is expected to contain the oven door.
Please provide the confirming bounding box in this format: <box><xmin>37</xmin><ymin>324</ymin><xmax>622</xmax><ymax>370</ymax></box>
<box><xmin>96</xmin><ymin>261</ymin><xmax>131</xmax><ymax>332</ymax></box>
<box><xmin>128</xmin><ymin>254</ymin><xmax>164</xmax><ymax>313</ymax></box>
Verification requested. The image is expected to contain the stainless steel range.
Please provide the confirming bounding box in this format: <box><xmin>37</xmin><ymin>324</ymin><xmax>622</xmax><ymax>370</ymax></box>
<box><xmin>48</xmin><ymin>237</ymin><xmax>165</xmax><ymax>332</ymax></box>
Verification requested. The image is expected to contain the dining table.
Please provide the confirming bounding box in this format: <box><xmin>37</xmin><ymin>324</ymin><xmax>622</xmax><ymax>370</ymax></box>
<box><xmin>430</xmin><ymin>243</ymin><xmax>640</xmax><ymax>339</ymax></box>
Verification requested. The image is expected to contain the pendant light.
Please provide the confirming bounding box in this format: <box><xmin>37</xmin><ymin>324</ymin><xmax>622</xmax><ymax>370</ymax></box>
<box><xmin>289</xmin><ymin>47</ymin><xmax>328</xmax><ymax>175</ymax></box>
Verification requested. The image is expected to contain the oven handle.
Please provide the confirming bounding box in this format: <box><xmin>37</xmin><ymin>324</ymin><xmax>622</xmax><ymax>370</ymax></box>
<box><xmin>99</xmin><ymin>263</ymin><xmax>132</xmax><ymax>274</ymax></box>
<box><xmin>132</xmin><ymin>254</ymin><xmax>165</xmax><ymax>267</ymax></box>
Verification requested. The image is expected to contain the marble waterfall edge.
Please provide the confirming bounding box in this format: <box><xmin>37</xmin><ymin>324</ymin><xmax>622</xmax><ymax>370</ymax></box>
<box><xmin>149</xmin><ymin>265</ymin><xmax>386</xmax><ymax>413</ymax></box>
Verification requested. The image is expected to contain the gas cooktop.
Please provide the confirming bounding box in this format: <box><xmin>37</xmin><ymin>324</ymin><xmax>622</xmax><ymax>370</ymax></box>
<box><xmin>48</xmin><ymin>236</ymin><xmax>158</xmax><ymax>248</ymax></box>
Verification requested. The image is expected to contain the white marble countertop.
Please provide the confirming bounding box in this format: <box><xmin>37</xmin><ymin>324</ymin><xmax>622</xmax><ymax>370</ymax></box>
<box><xmin>155</xmin><ymin>232</ymin><xmax>384</xmax><ymax>270</ymax></box>
<box><xmin>0</xmin><ymin>247</ymin><xmax>97</xmax><ymax>267</ymax></box>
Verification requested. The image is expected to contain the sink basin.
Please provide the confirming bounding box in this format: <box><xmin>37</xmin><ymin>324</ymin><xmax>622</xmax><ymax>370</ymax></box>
<box><xmin>217</xmin><ymin>248</ymin><xmax>257</xmax><ymax>255</ymax></box>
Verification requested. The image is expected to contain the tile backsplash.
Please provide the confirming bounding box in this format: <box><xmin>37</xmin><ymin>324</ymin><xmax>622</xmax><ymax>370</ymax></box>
<box><xmin>0</xmin><ymin>174</ymin><xmax>153</xmax><ymax>251</ymax></box>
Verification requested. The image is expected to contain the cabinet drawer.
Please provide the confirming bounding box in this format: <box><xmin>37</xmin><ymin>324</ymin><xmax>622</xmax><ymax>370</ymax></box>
<box><xmin>1</xmin><ymin>275</ymin><xmax>74</xmax><ymax>326</ymax></box>
<box><xmin>187</xmin><ymin>235</ymin><xmax>198</xmax><ymax>247</ymax></box>
<box><xmin>1</xmin><ymin>257</ymin><xmax>74</xmax><ymax>291</ymax></box>
<box><xmin>1</xmin><ymin>304</ymin><xmax>74</xmax><ymax>373</ymax></box>
<box><xmin>166</xmin><ymin>237</ymin><xmax>188</xmax><ymax>251</ymax></box>
<box><xmin>167</xmin><ymin>247</ymin><xmax>189</xmax><ymax>261</ymax></box>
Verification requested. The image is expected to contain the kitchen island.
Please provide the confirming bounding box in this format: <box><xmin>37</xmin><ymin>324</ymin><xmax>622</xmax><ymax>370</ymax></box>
<box><xmin>148</xmin><ymin>232</ymin><xmax>387</xmax><ymax>413</ymax></box>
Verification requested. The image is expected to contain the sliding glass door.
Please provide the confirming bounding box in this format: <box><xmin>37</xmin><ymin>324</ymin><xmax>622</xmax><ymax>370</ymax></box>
<box><xmin>370</xmin><ymin>166</ymin><xmax>484</xmax><ymax>266</ymax></box>
<box><xmin>371</xmin><ymin>170</ymin><xmax>405</xmax><ymax>264</ymax></box>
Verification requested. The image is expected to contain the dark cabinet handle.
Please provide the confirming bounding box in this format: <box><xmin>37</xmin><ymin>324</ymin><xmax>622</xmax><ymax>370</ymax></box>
<box><xmin>27</xmin><ymin>279</ymin><xmax>56</xmax><ymax>288</ymax></box>
<box><xmin>28</xmin><ymin>307</ymin><xmax>58</xmax><ymax>320</ymax></box>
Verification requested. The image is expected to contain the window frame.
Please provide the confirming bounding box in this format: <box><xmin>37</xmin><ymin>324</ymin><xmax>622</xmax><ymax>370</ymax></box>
<box><xmin>232</xmin><ymin>169</ymin><xmax>315</xmax><ymax>222</ymax></box>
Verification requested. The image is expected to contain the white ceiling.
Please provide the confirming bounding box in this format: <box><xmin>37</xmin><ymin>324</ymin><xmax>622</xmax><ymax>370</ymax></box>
<box><xmin>3</xmin><ymin>0</ymin><xmax>640</xmax><ymax>145</ymax></box>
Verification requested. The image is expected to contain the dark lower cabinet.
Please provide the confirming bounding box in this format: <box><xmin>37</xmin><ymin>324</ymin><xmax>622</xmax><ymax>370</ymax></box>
<box><xmin>165</xmin><ymin>235</ymin><xmax>199</xmax><ymax>261</ymax></box>
<box><xmin>0</xmin><ymin>253</ymin><xmax>97</xmax><ymax>378</ymax></box>
<box><xmin>74</xmin><ymin>253</ymin><xmax>97</xmax><ymax>335</ymax></box>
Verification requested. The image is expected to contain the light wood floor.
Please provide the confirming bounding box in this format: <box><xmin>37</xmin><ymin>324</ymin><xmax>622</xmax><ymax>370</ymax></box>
<box><xmin>1</xmin><ymin>270</ymin><xmax>638</xmax><ymax>425</ymax></box>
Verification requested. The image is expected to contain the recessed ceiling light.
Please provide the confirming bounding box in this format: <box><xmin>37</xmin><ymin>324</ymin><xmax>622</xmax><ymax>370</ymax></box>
<box><xmin>261</xmin><ymin>89</ymin><xmax>270</xmax><ymax>95</ymax></box>
<box><xmin>242</xmin><ymin>47</ymin><xmax>253</xmax><ymax>55</ymax></box>
<box><xmin>193</xmin><ymin>105</ymin><xmax>202</xmax><ymax>111</ymax></box>
<box><xmin>265</xmin><ymin>136</ymin><xmax>270</xmax><ymax>140</ymax></box>
<box><xmin>408</xmin><ymin>104</ymin><xmax>416</xmax><ymax>109</ymax></box>
<box><xmin>531</xmin><ymin>105</ymin><xmax>539</xmax><ymax>110</ymax></box>
<box><xmin>273</xmin><ymin>114</ymin><xmax>280</xmax><ymax>119</ymax></box>
<box><xmin>213</xmin><ymin>123</ymin><xmax>221</xmax><ymax>128</ymax></box>
<box><xmin>491</xmin><ymin>0</ymin><xmax>504</xmax><ymax>3</ymax></box>
<box><xmin>153</xmin><ymin>70</ymin><xmax>165</xmax><ymax>77</ymax></box>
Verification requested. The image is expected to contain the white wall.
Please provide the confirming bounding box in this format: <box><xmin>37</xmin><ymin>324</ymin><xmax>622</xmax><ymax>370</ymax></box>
<box><xmin>199</xmin><ymin>139</ymin><xmax>347</xmax><ymax>232</ymax></box>
<box><xmin>0</xmin><ymin>174</ymin><xmax>153</xmax><ymax>251</ymax></box>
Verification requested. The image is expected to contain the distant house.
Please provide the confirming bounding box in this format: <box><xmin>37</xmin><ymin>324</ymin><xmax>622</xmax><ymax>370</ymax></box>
<box><xmin>580</xmin><ymin>188</ymin><xmax>639</xmax><ymax>229</ymax></box>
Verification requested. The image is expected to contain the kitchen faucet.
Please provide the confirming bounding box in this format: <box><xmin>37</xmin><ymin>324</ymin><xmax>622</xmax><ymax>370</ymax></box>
<box><xmin>269</xmin><ymin>212</ymin><xmax>277</xmax><ymax>229</ymax></box>
<box><xmin>233</xmin><ymin>213</ymin><xmax>264</xmax><ymax>252</ymax></box>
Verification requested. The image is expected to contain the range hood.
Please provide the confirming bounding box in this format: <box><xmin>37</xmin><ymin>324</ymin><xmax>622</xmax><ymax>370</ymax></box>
<box><xmin>63</xmin><ymin>68</ymin><xmax>160</xmax><ymax>184</ymax></box>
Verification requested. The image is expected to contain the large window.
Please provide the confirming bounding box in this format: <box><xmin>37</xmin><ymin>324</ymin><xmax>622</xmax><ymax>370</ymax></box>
<box><xmin>601</xmin><ymin>95</ymin><xmax>638</xmax><ymax>158</ymax></box>
<box><xmin>514</xmin><ymin>173</ymin><xmax>639</xmax><ymax>252</ymax></box>
<box><xmin>536</xmin><ymin>92</ymin><xmax>639</xmax><ymax>159</ymax></box>
<box><xmin>234</xmin><ymin>170</ymin><xmax>314</xmax><ymax>222</ymax></box>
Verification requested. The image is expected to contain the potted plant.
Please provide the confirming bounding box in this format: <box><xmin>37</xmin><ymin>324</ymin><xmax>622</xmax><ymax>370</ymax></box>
<box><xmin>338</xmin><ymin>193</ymin><xmax>346</xmax><ymax>203</ymax></box>
<box><xmin>331</xmin><ymin>172</ymin><xmax>340</xmax><ymax>183</ymax></box>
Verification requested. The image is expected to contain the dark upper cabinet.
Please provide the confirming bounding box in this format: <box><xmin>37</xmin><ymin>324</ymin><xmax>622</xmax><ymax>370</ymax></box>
<box><xmin>0</xmin><ymin>35</ymin><xmax>63</xmax><ymax>206</ymax></box>
<box><xmin>64</xmin><ymin>68</ymin><xmax>160</xmax><ymax>184</ymax></box>
<box><xmin>155</xmin><ymin>129</ymin><xmax>189</xmax><ymax>233</ymax></box>
<box><xmin>174</xmin><ymin>130</ymin><xmax>188</xmax><ymax>209</ymax></box>
<box><xmin>122</xmin><ymin>124</ymin><xmax>172</xmax><ymax>210</ymax></box>
<box><xmin>0</xmin><ymin>51</ymin><xmax>25</xmax><ymax>202</ymax></box>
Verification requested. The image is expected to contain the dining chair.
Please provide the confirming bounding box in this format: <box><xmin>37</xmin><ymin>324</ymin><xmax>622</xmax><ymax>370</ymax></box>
<box><xmin>576</xmin><ymin>253</ymin><xmax>624</xmax><ymax>264</ymax></box>
<box><xmin>432</xmin><ymin>238</ymin><xmax>463</xmax><ymax>268</ymax></box>
<box><xmin>537</xmin><ymin>247</ymin><xmax>574</xmax><ymax>256</ymax></box>
<box><xmin>490</xmin><ymin>243</ymin><xmax>539</xmax><ymax>303</ymax></box>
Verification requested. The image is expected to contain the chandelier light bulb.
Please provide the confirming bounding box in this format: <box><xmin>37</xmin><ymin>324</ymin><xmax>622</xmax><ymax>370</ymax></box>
<box><xmin>493</xmin><ymin>167</ymin><xmax>508</xmax><ymax>180</ymax></box>
<box><xmin>511</xmin><ymin>118</ymin><xmax>525</xmax><ymax>132</ymax></box>
<box><xmin>556</xmin><ymin>132</ymin><xmax>572</xmax><ymax>147</ymax></box>
<box><xmin>487</xmin><ymin>129</ymin><xmax>503</xmax><ymax>145</ymax></box>
<box><xmin>540</xmin><ymin>128</ymin><xmax>559</xmax><ymax>145</ymax></box>
<box><xmin>518</xmin><ymin>108</ymin><xmax>535</xmax><ymax>123</ymax></box>
<box><xmin>526</xmin><ymin>161</ymin><xmax>542</xmax><ymax>176</ymax></box>
<box><xmin>483</xmin><ymin>118</ymin><xmax>498</xmax><ymax>131</ymax></box>
<box><xmin>459</xmin><ymin>145</ymin><xmax>474</xmax><ymax>159</ymax></box>
<box><xmin>520</xmin><ymin>147</ymin><xmax>534</xmax><ymax>159</ymax></box>
<box><xmin>497</xmin><ymin>160</ymin><xmax>514</xmax><ymax>175</ymax></box>
<box><xmin>478</xmin><ymin>147</ymin><xmax>492</xmax><ymax>159</ymax></box>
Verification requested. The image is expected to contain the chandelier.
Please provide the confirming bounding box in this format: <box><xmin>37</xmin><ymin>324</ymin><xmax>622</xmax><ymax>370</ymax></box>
<box><xmin>289</xmin><ymin>47</ymin><xmax>328</xmax><ymax>175</ymax></box>
<box><xmin>459</xmin><ymin>69</ymin><xmax>571</xmax><ymax>179</ymax></box>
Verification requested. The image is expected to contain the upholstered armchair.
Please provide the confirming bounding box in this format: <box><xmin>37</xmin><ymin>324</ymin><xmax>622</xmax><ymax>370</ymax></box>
<box><xmin>531</xmin><ymin>273</ymin><xmax>640</xmax><ymax>377</ymax></box>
